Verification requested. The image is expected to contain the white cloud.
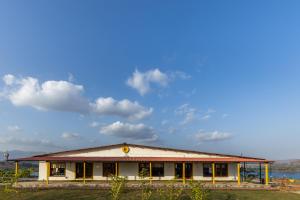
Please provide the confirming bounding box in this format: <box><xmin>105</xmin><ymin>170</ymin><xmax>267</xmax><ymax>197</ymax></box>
<box><xmin>7</xmin><ymin>125</ymin><xmax>22</xmax><ymax>132</ymax></box>
<box><xmin>126</xmin><ymin>69</ymin><xmax>191</xmax><ymax>96</ymax></box>
<box><xmin>68</xmin><ymin>73</ymin><xmax>75</xmax><ymax>82</ymax></box>
<box><xmin>100</xmin><ymin>121</ymin><xmax>158</xmax><ymax>142</ymax></box>
<box><xmin>206</xmin><ymin>108</ymin><xmax>216</xmax><ymax>114</ymax></box>
<box><xmin>89</xmin><ymin>121</ymin><xmax>100</xmax><ymax>128</ymax></box>
<box><xmin>175</xmin><ymin>104</ymin><xmax>197</xmax><ymax>125</ymax></box>
<box><xmin>3</xmin><ymin>74</ymin><xmax>15</xmax><ymax>85</ymax></box>
<box><xmin>8</xmin><ymin>77</ymin><xmax>89</xmax><ymax>112</ymax></box>
<box><xmin>91</xmin><ymin>97</ymin><xmax>152</xmax><ymax>120</ymax></box>
<box><xmin>0</xmin><ymin>137</ymin><xmax>61</xmax><ymax>151</ymax></box>
<box><xmin>169</xmin><ymin>70</ymin><xmax>191</xmax><ymax>80</ymax></box>
<box><xmin>200</xmin><ymin>115</ymin><xmax>211</xmax><ymax>120</ymax></box>
<box><xmin>2</xmin><ymin>74</ymin><xmax>152</xmax><ymax>120</ymax></box>
<box><xmin>126</xmin><ymin>69</ymin><xmax>169</xmax><ymax>95</ymax></box>
<box><xmin>195</xmin><ymin>131</ymin><xmax>232</xmax><ymax>142</ymax></box>
<box><xmin>61</xmin><ymin>132</ymin><xmax>80</xmax><ymax>140</ymax></box>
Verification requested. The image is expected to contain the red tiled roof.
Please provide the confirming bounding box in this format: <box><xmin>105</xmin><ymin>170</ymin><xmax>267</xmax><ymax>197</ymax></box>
<box><xmin>12</xmin><ymin>156</ymin><xmax>271</xmax><ymax>163</ymax></box>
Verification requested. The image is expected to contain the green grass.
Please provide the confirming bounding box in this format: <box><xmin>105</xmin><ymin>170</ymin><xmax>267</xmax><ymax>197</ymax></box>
<box><xmin>0</xmin><ymin>189</ymin><xmax>299</xmax><ymax>200</ymax></box>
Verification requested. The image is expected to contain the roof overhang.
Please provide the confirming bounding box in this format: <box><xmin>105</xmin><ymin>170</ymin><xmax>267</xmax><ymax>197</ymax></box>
<box><xmin>11</xmin><ymin>156</ymin><xmax>272</xmax><ymax>163</ymax></box>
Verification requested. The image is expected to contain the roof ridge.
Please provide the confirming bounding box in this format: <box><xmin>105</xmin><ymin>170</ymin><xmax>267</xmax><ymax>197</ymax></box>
<box><xmin>30</xmin><ymin>142</ymin><xmax>266</xmax><ymax>161</ymax></box>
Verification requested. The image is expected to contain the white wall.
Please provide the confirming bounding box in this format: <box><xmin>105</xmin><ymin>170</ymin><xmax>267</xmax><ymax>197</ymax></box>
<box><xmin>38</xmin><ymin>161</ymin><xmax>47</xmax><ymax>181</ymax></box>
<box><xmin>39</xmin><ymin>161</ymin><xmax>76</xmax><ymax>181</ymax></box>
<box><xmin>193</xmin><ymin>162</ymin><xmax>203</xmax><ymax>180</ymax></box>
<box><xmin>119</xmin><ymin>162</ymin><xmax>139</xmax><ymax>180</ymax></box>
<box><xmin>53</xmin><ymin>145</ymin><xmax>226</xmax><ymax>158</ymax></box>
<box><xmin>39</xmin><ymin>161</ymin><xmax>239</xmax><ymax>181</ymax></box>
<box><xmin>163</xmin><ymin>162</ymin><xmax>175</xmax><ymax>180</ymax></box>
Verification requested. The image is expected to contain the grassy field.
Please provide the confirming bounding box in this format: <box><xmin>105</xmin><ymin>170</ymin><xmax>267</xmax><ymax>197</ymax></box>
<box><xmin>0</xmin><ymin>189</ymin><xmax>299</xmax><ymax>200</ymax></box>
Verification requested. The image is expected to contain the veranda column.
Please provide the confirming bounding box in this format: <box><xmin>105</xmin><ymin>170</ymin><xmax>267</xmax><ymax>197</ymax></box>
<box><xmin>237</xmin><ymin>163</ymin><xmax>241</xmax><ymax>185</ymax></box>
<box><xmin>265</xmin><ymin>163</ymin><xmax>269</xmax><ymax>186</ymax></box>
<box><xmin>115</xmin><ymin>162</ymin><xmax>118</xmax><ymax>176</ymax></box>
<box><xmin>46</xmin><ymin>161</ymin><xmax>50</xmax><ymax>185</ymax></box>
<box><xmin>15</xmin><ymin>161</ymin><xmax>19</xmax><ymax>184</ymax></box>
<box><xmin>83</xmin><ymin>161</ymin><xmax>86</xmax><ymax>184</ymax></box>
<box><xmin>212</xmin><ymin>163</ymin><xmax>215</xmax><ymax>184</ymax></box>
<box><xmin>149</xmin><ymin>162</ymin><xmax>152</xmax><ymax>184</ymax></box>
<box><xmin>182</xmin><ymin>162</ymin><xmax>186</xmax><ymax>184</ymax></box>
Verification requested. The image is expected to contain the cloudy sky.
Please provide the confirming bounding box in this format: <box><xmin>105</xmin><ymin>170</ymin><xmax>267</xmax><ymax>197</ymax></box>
<box><xmin>1</xmin><ymin>1</ymin><xmax>300</xmax><ymax>159</ymax></box>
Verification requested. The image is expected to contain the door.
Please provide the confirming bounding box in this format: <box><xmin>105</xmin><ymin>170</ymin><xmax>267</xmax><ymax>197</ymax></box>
<box><xmin>76</xmin><ymin>162</ymin><xmax>83</xmax><ymax>178</ymax></box>
<box><xmin>174</xmin><ymin>163</ymin><xmax>193</xmax><ymax>179</ymax></box>
<box><xmin>85</xmin><ymin>162</ymin><xmax>93</xmax><ymax>178</ymax></box>
<box><xmin>76</xmin><ymin>162</ymin><xmax>93</xmax><ymax>178</ymax></box>
<box><xmin>185</xmin><ymin>163</ymin><xmax>193</xmax><ymax>179</ymax></box>
<box><xmin>175</xmin><ymin>163</ymin><xmax>183</xmax><ymax>178</ymax></box>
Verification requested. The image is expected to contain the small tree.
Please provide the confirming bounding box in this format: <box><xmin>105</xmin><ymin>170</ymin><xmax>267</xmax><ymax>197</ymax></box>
<box><xmin>139</xmin><ymin>168</ymin><xmax>152</xmax><ymax>200</ymax></box>
<box><xmin>0</xmin><ymin>168</ymin><xmax>33</xmax><ymax>193</ymax></box>
<box><xmin>157</xmin><ymin>179</ymin><xmax>183</xmax><ymax>200</ymax></box>
<box><xmin>189</xmin><ymin>180</ymin><xmax>209</xmax><ymax>200</ymax></box>
<box><xmin>110</xmin><ymin>175</ymin><xmax>127</xmax><ymax>200</ymax></box>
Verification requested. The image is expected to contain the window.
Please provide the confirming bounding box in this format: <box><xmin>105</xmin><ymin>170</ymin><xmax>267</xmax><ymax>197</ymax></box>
<box><xmin>103</xmin><ymin>163</ymin><xmax>116</xmax><ymax>177</ymax></box>
<box><xmin>152</xmin><ymin>163</ymin><xmax>164</xmax><ymax>177</ymax></box>
<box><xmin>203</xmin><ymin>163</ymin><xmax>212</xmax><ymax>177</ymax></box>
<box><xmin>203</xmin><ymin>163</ymin><xmax>228</xmax><ymax>177</ymax></box>
<box><xmin>139</xmin><ymin>162</ymin><xmax>150</xmax><ymax>177</ymax></box>
<box><xmin>215</xmin><ymin>163</ymin><xmax>228</xmax><ymax>177</ymax></box>
<box><xmin>50</xmin><ymin>162</ymin><xmax>65</xmax><ymax>176</ymax></box>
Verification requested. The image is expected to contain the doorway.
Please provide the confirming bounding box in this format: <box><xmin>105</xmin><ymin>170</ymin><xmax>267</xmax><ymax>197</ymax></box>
<box><xmin>174</xmin><ymin>163</ymin><xmax>193</xmax><ymax>179</ymax></box>
<box><xmin>75</xmin><ymin>162</ymin><xmax>93</xmax><ymax>179</ymax></box>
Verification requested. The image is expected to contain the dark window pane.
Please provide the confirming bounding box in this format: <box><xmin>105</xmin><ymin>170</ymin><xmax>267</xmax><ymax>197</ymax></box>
<box><xmin>185</xmin><ymin>163</ymin><xmax>193</xmax><ymax>179</ymax></box>
<box><xmin>215</xmin><ymin>163</ymin><xmax>228</xmax><ymax>177</ymax></box>
<box><xmin>103</xmin><ymin>163</ymin><xmax>116</xmax><ymax>177</ymax></box>
<box><xmin>152</xmin><ymin>163</ymin><xmax>164</xmax><ymax>177</ymax></box>
<box><xmin>85</xmin><ymin>162</ymin><xmax>93</xmax><ymax>178</ymax></box>
<box><xmin>139</xmin><ymin>162</ymin><xmax>150</xmax><ymax>177</ymax></box>
<box><xmin>175</xmin><ymin>163</ymin><xmax>183</xmax><ymax>178</ymax></box>
<box><xmin>203</xmin><ymin>163</ymin><xmax>212</xmax><ymax>177</ymax></box>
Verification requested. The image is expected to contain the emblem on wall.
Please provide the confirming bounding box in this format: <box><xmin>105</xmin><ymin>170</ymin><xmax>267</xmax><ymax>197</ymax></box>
<box><xmin>122</xmin><ymin>145</ymin><xmax>130</xmax><ymax>153</ymax></box>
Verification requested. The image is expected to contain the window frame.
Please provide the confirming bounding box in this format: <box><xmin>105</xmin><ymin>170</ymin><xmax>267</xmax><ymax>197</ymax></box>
<box><xmin>151</xmin><ymin>162</ymin><xmax>164</xmax><ymax>177</ymax></box>
<box><xmin>138</xmin><ymin>162</ymin><xmax>150</xmax><ymax>177</ymax></box>
<box><xmin>102</xmin><ymin>162</ymin><xmax>116</xmax><ymax>177</ymax></box>
<box><xmin>203</xmin><ymin>163</ymin><xmax>212</xmax><ymax>177</ymax></box>
<box><xmin>50</xmin><ymin>162</ymin><xmax>66</xmax><ymax>177</ymax></box>
<box><xmin>215</xmin><ymin>163</ymin><xmax>228</xmax><ymax>177</ymax></box>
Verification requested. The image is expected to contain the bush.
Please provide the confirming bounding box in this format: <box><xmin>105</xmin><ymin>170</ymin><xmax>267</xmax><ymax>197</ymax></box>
<box><xmin>0</xmin><ymin>168</ymin><xmax>33</xmax><ymax>193</ymax></box>
<box><xmin>157</xmin><ymin>180</ymin><xmax>183</xmax><ymax>200</ymax></box>
<box><xmin>189</xmin><ymin>181</ymin><xmax>209</xmax><ymax>200</ymax></box>
<box><xmin>139</xmin><ymin>168</ymin><xmax>152</xmax><ymax>200</ymax></box>
<box><xmin>110</xmin><ymin>175</ymin><xmax>127</xmax><ymax>200</ymax></box>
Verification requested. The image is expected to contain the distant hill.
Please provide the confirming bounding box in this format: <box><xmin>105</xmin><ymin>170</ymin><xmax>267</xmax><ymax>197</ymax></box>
<box><xmin>272</xmin><ymin>159</ymin><xmax>300</xmax><ymax>172</ymax></box>
<box><xmin>0</xmin><ymin>150</ymin><xmax>45</xmax><ymax>161</ymax></box>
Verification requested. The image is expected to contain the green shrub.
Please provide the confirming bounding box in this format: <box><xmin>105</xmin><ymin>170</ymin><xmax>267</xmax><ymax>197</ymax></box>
<box><xmin>0</xmin><ymin>168</ymin><xmax>33</xmax><ymax>193</ymax></box>
<box><xmin>189</xmin><ymin>181</ymin><xmax>209</xmax><ymax>200</ymax></box>
<box><xmin>157</xmin><ymin>179</ymin><xmax>183</xmax><ymax>200</ymax></box>
<box><xmin>110</xmin><ymin>175</ymin><xmax>127</xmax><ymax>200</ymax></box>
<box><xmin>139</xmin><ymin>168</ymin><xmax>152</xmax><ymax>200</ymax></box>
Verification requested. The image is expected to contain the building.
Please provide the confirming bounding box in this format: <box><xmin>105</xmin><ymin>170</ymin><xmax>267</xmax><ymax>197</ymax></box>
<box><xmin>13</xmin><ymin>143</ymin><xmax>271</xmax><ymax>185</ymax></box>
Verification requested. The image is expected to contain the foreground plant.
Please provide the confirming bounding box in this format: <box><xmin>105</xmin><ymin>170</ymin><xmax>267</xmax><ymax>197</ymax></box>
<box><xmin>110</xmin><ymin>175</ymin><xmax>127</xmax><ymax>200</ymax></box>
<box><xmin>189</xmin><ymin>180</ymin><xmax>209</xmax><ymax>200</ymax></box>
<box><xmin>157</xmin><ymin>179</ymin><xmax>183</xmax><ymax>200</ymax></box>
<box><xmin>0</xmin><ymin>168</ymin><xmax>33</xmax><ymax>193</ymax></box>
<box><xmin>139</xmin><ymin>168</ymin><xmax>152</xmax><ymax>200</ymax></box>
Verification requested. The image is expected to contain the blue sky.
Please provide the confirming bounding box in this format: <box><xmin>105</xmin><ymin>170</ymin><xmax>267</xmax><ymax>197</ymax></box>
<box><xmin>1</xmin><ymin>0</ymin><xmax>300</xmax><ymax>159</ymax></box>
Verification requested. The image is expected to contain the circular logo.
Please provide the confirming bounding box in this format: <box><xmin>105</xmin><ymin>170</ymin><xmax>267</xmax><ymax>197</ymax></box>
<box><xmin>122</xmin><ymin>146</ymin><xmax>130</xmax><ymax>153</ymax></box>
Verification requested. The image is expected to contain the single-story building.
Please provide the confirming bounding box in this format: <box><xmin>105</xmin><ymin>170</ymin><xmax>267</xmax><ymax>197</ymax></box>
<box><xmin>13</xmin><ymin>143</ymin><xmax>271</xmax><ymax>185</ymax></box>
